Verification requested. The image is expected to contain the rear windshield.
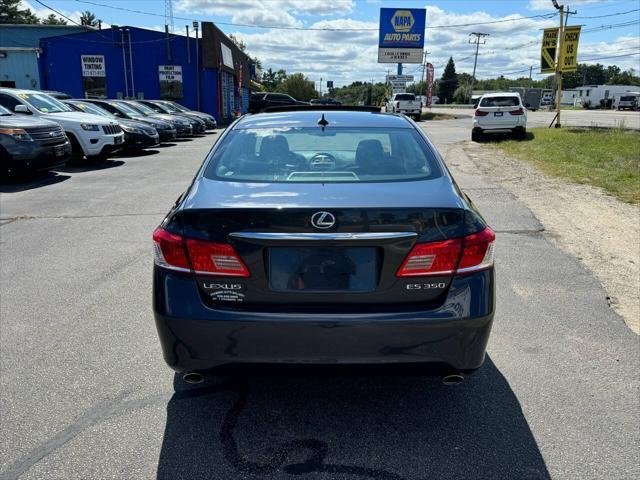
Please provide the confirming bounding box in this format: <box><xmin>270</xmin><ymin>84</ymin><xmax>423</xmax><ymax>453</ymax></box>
<box><xmin>127</xmin><ymin>102</ymin><xmax>156</xmax><ymax>115</ymax></box>
<box><xmin>204</xmin><ymin>127</ymin><xmax>441</xmax><ymax>183</ymax></box>
<box><xmin>109</xmin><ymin>101</ymin><xmax>142</xmax><ymax>116</ymax></box>
<box><xmin>480</xmin><ymin>96</ymin><xmax>521</xmax><ymax>107</ymax></box>
<box><xmin>394</xmin><ymin>94</ymin><xmax>416</xmax><ymax>101</ymax></box>
<box><xmin>70</xmin><ymin>102</ymin><xmax>114</xmax><ymax>118</ymax></box>
<box><xmin>620</xmin><ymin>96</ymin><xmax>638</xmax><ymax>101</ymax></box>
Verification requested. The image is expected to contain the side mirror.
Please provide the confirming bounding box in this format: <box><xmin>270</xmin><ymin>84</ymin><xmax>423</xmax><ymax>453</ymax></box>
<box><xmin>14</xmin><ymin>104</ymin><xmax>31</xmax><ymax>114</ymax></box>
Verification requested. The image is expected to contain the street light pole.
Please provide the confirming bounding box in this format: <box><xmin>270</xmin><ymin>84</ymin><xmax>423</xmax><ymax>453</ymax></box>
<box><xmin>193</xmin><ymin>21</ymin><xmax>200</xmax><ymax>111</ymax></box>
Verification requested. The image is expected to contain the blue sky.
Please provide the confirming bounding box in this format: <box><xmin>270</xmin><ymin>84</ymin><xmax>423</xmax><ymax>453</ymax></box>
<box><xmin>22</xmin><ymin>1</ymin><xmax>640</xmax><ymax>85</ymax></box>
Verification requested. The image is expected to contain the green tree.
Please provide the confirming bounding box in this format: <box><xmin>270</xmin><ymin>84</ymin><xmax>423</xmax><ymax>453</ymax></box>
<box><xmin>0</xmin><ymin>0</ymin><xmax>39</xmax><ymax>24</ymax></box>
<box><xmin>261</xmin><ymin>68</ymin><xmax>287</xmax><ymax>91</ymax></box>
<box><xmin>277</xmin><ymin>73</ymin><xmax>318</xmax><ymax>101</ymax></box>
<box><xmin>453</xmin><ymin>83</ymin><xmax>472</xmax><ymax>104</ymax></box>
<box><xmin>41</xmin><ymin>13</ymin><xmax>67</xmax><ymax>25</ymax></box>
<box><xmin>438</xmin><ymin>57</ymin><xmax>458</xmax><ymax>104</ymax></box>
<box><xmin>79</xmin><ymin>10</ymin><xmax>99</xmax><ymax>27</ymax></box>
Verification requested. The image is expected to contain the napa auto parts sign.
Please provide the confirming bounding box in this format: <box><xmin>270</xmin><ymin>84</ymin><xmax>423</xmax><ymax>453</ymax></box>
<box><xmin>378</xmin><ymin>8</ymin><xmax>426</xmax><ymax>64</ymax></box>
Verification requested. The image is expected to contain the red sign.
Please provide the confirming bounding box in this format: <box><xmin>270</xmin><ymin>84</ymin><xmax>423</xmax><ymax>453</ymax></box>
<box><xmin>426</xmin><ymin>62</ymin><xmax>434</xmax><ymax>107</ymax></box>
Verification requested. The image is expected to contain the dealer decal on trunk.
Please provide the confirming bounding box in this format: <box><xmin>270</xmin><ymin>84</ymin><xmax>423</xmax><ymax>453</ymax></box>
<box><xmin>202</xmin><ymin>283</ymin><xmax>246</xmax><ymax>302</ymax></box>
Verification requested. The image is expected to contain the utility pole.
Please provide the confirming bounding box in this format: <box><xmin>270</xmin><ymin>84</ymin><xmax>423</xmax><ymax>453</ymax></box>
<box><xmin>421</xmin><ymin>50</ymin><xmax>431</xmax><ymax>99</ymax></box>
<box><xmin>551</xmin><ymin>0</ymin><xmax>576</xmax><ymax>128</ymax></box>
<box><xmin>469</xmin><ymin>32</ymin><xmax>489</xmax><ymax>93</ymax></box>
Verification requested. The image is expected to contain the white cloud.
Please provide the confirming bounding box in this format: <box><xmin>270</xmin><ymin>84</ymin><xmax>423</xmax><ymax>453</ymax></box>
<box><xmin>176</xmin><ymin>0</ymin><xmax>354</xmax><ymax>27</ymax></box>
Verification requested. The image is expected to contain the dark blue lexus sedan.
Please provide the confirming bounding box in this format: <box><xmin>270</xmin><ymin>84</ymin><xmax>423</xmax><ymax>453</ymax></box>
<box><xmin>153</xmin><ymin>107</ymin><xmax>495</xmax><ymax>382</ymax></box>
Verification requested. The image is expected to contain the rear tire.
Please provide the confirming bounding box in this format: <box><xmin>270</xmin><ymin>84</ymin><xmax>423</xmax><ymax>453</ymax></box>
<box><xmin>513</xmin><ymin>128</ymin><xmax>526</xmax><ymax>140</ymax></box>
<box><xmin>471</xmin><ymin>129</ymin><xmax>482</xmax><ymax>142</ymax></box>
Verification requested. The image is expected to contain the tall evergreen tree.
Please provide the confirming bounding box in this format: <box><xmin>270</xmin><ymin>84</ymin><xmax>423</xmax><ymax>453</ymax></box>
<box><xmin>0</xmin><ymin>0</ymin><xmax>40</xmax><ymax>24</ymax></box>
<box><xmin>79</xmin><ymin>10</ymin><xmax>99</xmax><ymax>27</ymax></box>
<box><xmin>42</xmin><ymin>13</ymin><xmax>67</xmax><ymax>25</ymax></box>
<box><xmin>438</xmin><ymin>57</ymin><xmax>458</xmax><ymax>104</ymax></box>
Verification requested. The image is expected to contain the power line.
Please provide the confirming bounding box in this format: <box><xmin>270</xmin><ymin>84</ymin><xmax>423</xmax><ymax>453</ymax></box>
<box><xmin>573</xmin><ymin>7</ymin><xmax>640</xmax><ymax>18</ymax></box>
<box><xmin>34</xmin><ymin>0</ymin><xmax>82</xmax><ymax>26</ymax></box>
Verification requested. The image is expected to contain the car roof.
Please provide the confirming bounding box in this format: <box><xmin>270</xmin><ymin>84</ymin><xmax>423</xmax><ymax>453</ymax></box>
<box><xmin>480</xmin><ymin>92</ymin><xmax>521</xmax><ymax>98</ymax></box>
<box><xmin>236</xmin><ymin>110</ymin><xmax>413</xmax><ymax>129</ymax></box>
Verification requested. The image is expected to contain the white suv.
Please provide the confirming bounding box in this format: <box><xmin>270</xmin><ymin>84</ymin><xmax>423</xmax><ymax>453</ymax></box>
<box><xmin>472</xmin><ymin>92</ymin><xmax>527</xmax><ymax>141</ymax></box>
<box><xmin>0</xmin><ymin>89</ymin><xmax>124</xmax><ymax>161</ymax></box>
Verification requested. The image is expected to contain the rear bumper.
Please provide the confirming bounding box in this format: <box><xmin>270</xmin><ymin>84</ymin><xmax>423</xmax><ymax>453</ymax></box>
<box><xmin>153</xmin><ymin>269</ymin><xmax>495</xmax><ymax>372</ymax></box>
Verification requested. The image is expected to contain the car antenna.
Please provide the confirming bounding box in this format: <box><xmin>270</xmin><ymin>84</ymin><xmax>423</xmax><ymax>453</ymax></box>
<box><xmin>318</xmin><ymin>113</ymin><xmax>329</xmax><ymax>130</ymax></box>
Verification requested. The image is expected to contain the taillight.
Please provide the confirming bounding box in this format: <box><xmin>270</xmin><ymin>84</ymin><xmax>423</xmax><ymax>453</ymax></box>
<box><xmin>396</xmin><ymin>239</ymin><xmax>462</xmax><ymax>277</ymax></box>
<box><xmin>475</xmin><ymin>109</ymin><xmax>489</xmax><ymax>116</ymax></box>
<box><xmin>509</xmin><ymin>108</ymin><xmax>524</xmax><ymax>115</ymax></box>
<box><xmin>457</xmin><ymin>227</ymin><xmax>495</xmax><ymax>273</ymax></box>
<box><xmin>396</xmin><ymin>227</ymin><xmax>495</xmax><ymax>277</ymax></box>
<box><xmin>185</xmin><ymin>239</ymin><xmax>250</xmax><ymax>277</ymax></box>
<box><xmin>152</xmin><ymin>227</ymin><xmax>250</xmax><ymax>277</ymax></box>
<box><xmin>153</xmin><ymin>227</ymin><xmax>190</xmax><ymax>271</ymax></box>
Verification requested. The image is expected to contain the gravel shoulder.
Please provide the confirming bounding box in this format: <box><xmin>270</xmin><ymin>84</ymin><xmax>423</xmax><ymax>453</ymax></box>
<box><xmin>464</xmin><ymin>141</ymin><xmax>640</xmax><ymax>334</ymax></box>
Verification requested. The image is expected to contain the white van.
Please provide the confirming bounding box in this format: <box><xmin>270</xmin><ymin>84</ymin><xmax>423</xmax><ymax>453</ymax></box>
<box><xmin>0</xmin><ymin>89</ymin><xmax>124</xmax><ymax>161</ymax></box>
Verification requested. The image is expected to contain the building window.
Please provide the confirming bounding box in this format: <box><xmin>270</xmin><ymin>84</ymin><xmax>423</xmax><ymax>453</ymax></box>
<box><xmin>586</xmin><ymin>90</ymin><xmax>590</xmax><ymax>97</ymax></box>
<box><xmin>83</xmin><ymin>77</ymin><xmax>107</xmax><ymax>98</ymax></box>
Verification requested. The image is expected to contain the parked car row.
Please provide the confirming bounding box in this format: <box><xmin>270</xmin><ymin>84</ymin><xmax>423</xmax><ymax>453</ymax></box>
<box><xmin>0</xmin><ymin>88</ymin><xmax>217</xmax><ymax>177</ymax></box>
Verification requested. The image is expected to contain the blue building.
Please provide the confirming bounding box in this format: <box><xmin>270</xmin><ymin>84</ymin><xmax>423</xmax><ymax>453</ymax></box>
<box><xmin>37</xmin><ymin>24</ymin><xmax>255</xmax><ymax>123</ymax></box>
<box><xmin>0</xmin><ymin>24</ymin><xmax>91</xmax><ymax>89</ymax></box>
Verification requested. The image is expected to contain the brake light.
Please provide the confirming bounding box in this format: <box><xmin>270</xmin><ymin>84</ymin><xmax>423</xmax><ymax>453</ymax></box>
<box><xmin>509</xmin><ymin>108</ymin><xmax>524</xmax><ymax>115</ymax></box>
<box><xmin>185</xmin><ymin>239</ymin><xmax>250</xmax><ymax>277</ymax></box>
<box><xmin>396</xmin><ymin>227</ymin><xmax>495</xmax><ymax>277</ymax></box>
<box><xmin>457</xmin><ymin>227</ymin><xmax>495</xmax><ymax>273</ymax></box>
<box><xmin>153</xmin><ymin>227</ymin><xmax>190</xmax><ymax>271</ymax></box>
<box><xmin>475</xmin><ymin>109</ymin><xmax>489</xmax><ymax>116</ymax></box>
<box><xmin>152</xmin><ymin>227</ymin><xmax>250</xmax><ymax>277</ymax></box>
<box><xmin>396</xmin><ymin>239</ymin><xmax>462</xmax><ymax>277</ymax></box>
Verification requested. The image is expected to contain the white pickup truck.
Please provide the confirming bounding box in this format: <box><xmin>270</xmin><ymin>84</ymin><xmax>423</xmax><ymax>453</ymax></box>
<box><xmin>0</xmin><ymin>88</ymin><xmax>124</xmax><ymax>161</ymax></box>
<box><xmin>384</xmin><ymin>93</ymin><xmax>422</xmax><ymax>121</ymax></box>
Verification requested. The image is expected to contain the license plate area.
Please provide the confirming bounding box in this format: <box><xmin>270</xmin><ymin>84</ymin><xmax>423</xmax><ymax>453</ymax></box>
<box><xmin>268</xmin><ymin>246</ymin><xmax>380</xmax><ymax>293</ymax></box>
<box><xmin>494</xmin><ymin>112</ymin><xmax>503</xmax><ymax>117</ymax></box>
<box><xmin>53</xmin><ymin>145</ymin><xmax>65</xmax><ymax>156</ymax></box>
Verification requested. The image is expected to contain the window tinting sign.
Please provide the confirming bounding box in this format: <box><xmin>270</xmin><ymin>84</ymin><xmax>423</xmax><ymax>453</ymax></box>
<box><xmin>81</xmin><ymin>55</ymin><xmax>105</xmax><ymax>77</ymax></box>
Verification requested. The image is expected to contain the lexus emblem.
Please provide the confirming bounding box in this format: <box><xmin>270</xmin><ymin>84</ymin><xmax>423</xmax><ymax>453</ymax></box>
<box><xmin>311</xmin><ymin>211</ymin><xmax>336</xmax><ymax>230</ymax></box>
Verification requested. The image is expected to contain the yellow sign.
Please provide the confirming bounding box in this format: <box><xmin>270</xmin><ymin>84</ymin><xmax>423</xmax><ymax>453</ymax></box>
<box><xmin>561</xmin><ymin>26</ymin><xmax>581</xmax><ymax>72</ymax></box>
<box><xmin>541</xmin><ymin>28</ymin><xmax>558</xmax><ymax>74</ymax></box>
<box><xmin>390</xmin><ymin>10</ymin><xmax>415</xmax><ymax>33</ymax></box>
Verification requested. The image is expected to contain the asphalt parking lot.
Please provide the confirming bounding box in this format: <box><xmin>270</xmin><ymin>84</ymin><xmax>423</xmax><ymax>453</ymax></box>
<box><xmin>1</xmin><ymin>124</ymin><xmax>638</xmax><ymax>480</ymax></box>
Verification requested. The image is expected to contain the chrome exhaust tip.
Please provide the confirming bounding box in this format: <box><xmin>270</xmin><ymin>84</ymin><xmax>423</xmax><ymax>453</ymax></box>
<box><xmin>182</xmin><ymin>372</ymin><xmax>204</xmax><ymax>384</ymax></box>
<box><xmin>442</xmin><ymin>373</ymin><xmax>465</xmax><ymax>385</ymax></box>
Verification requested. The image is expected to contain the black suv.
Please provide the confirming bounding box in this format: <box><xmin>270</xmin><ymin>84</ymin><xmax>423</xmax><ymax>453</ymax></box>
<box><xmin>249</xmin><ymin>92</ymin><xmax>310</xmax><ymax>113</ymax></box>
<box><xmin>0</xmin><ymin>105</ymin><xmax>70</xmax><ymax>176</ymax></box>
